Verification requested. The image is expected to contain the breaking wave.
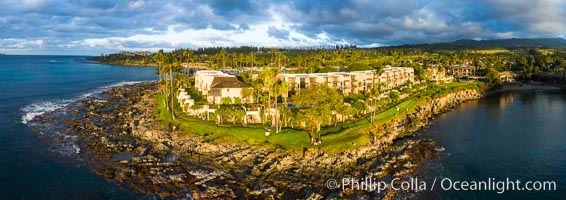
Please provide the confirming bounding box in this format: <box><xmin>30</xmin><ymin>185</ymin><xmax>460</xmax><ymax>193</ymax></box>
<box><xmin>80</xmin><ymin>81</ymin><xmax>143</xmax><ymax>98</ymax></box>
<box><xmin>21</xmin><ymin>100</ymin><xmax>70</xmax><ymax>124</ymax></box>
<box><xmin>21</xmin><ymin>81</ymin><xmax>145</xmax><ymax>124</ymax></box>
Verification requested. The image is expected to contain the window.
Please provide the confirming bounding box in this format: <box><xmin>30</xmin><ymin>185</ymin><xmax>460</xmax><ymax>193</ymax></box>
<box><xmin>210</xmin><ymin>89</ymin><xmax>220</xmax><ymax>95</ymax></box>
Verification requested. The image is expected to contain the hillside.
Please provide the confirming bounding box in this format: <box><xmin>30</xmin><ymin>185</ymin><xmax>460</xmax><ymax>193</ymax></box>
<box><xmin>392</xmin><ymin>38</ymin><xmax>566</xmax><ymax>50</ymax></box>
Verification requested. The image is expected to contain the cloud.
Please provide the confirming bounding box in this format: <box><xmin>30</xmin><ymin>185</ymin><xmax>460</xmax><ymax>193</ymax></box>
<box><xmin>267</xmin><ymin>26</ymin><xmax>290</xmax><ymax>40</ymax></box>
<box><xmin>0</xmin><ymin>38</ymin><xmax>46</xmax><ymax>53</ymax></box>
<box><xmin>0</xmin><ymin>0</ymin><xmax>564</xmax><ymax>55</ymax></box>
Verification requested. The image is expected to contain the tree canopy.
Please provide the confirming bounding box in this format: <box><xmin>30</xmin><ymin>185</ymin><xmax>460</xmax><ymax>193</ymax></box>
<box><xmin>292</xmin><ymin>85</ymin><xmax>346</xmax><ymax>139</ymax></box>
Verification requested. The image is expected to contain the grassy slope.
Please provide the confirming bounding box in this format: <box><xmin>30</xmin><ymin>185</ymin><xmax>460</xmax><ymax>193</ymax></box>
<box><xmin>155</xmin><ymin>95</ymin><xmax>313</xmax><ymax>151</ymax></box>
<box><xmin>155</xmin><ymin>82</ymin><xmax>483</xmax><ymax>154</ymax></box>
<box><xmin>318</xmin><ymin>82</ymin><xmax>483</xmax><ymax>153</ymax></box>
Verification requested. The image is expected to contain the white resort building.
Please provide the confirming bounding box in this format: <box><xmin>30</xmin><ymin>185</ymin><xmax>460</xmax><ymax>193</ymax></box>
<box><xmin>194</xmin><ymin>70</ymin><xmax>253</xmax><ymax>104</ymax></box>
<box><xmin>451</xmin><ymin>65</ymin><xmax>476</xmax><ymax>77</ymax></box>
<box><xmin>276</xmin><ymin>67</ymin><xmax>414</xmax><ymax>95</ymax></box>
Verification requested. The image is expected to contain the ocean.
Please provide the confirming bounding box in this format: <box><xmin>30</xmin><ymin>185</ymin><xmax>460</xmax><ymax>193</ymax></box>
<box><xmin>0</xmin><ymin>55</ymin><xmax>156</xmax><ymax>199</ymax></box>
<box><xmin>419</xmin><ymin>91</ymin><xmax>566</xmax><ymax>199</ymax></box>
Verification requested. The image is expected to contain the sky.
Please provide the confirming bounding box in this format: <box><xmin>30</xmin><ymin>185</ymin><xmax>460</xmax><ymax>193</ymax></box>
<box><xmin>0</xmin><ymin>0</ymin><xmax>565</xmax><ymax>55</ymax></box>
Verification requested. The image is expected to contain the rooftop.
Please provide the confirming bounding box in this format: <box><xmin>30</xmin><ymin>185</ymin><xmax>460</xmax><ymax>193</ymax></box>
<box><xmin>210</xmin><ymin>76</ymin><xmax>251</xmax><ymax>89</ymax></box>
<box><xmin>277</xmin><ymin>67</ymin><xmax>413</xmax><ymax>78</ymax></box>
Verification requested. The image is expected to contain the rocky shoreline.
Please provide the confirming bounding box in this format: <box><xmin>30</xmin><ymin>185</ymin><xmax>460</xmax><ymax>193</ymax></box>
<box><xmin>29</xmin><ymin>82</ymin><xmax>482</xmax><ymax>199</ymax></box>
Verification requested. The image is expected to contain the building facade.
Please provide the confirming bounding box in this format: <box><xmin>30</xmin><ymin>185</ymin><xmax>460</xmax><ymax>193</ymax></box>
<box><xmin>194</xmin><ymin>70</ymin><xmax>253</xmax><ymax>104</ymax></box>
<box><xmin>451</xmin><ymin>65</ymin><xmax>476</xmax><ymax>77</ymax></box>
<box><xmin>194</xmin><ymin>70</ymin><xmax>235</xmax><ymax>95</ymax></box>
<box><xmin>207</xmin><ymin>76</ymin><xmax>253</xmax><ymax>104</ymax></box>
<box><xmin>276</xmin><ymin>67</ymin><xmax>414</xmax><ymax>95</ymax></box>
<box><xmin>427</xmin><ymin>65</ymin><xmax>454</xmax><ymax>82</ymax></box>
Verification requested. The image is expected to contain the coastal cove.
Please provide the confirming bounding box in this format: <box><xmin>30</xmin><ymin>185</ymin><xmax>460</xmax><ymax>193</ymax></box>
<box><xmin>418</xmin><ymin>90</ymin><xmax>566</xmax><ymax>199</ymax></box>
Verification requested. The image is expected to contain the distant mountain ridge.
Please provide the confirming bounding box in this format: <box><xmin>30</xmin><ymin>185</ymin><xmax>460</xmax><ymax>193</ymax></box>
<box><xmin>392</xmin><ymin>38</ymin><xmax>566</xmax><ymax>50</ymax></box>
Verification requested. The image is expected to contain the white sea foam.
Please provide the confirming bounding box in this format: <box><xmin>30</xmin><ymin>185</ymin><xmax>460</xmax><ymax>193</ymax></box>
<box><xmin>81</xmin><ymin>81</ymin><xmax>143</xmax><ymax>98</ymax></box>
<box><xmin>21</xmin><ymin>100</ymin><xmax>69</xmax><ymax>124</ymax></box>
<box><xmin>104</xmin><ymin>81</ymin><xmax>144</xmax><ymax>88</ymax></box>
<box><xmin>22</xmin><ymin>81</ymin><xmax>146</xmax><ymax>124</ymax></box>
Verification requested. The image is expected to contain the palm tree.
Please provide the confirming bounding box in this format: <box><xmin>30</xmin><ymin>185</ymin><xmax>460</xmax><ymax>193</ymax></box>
<box><xmin>278</xmin><ymin>104</ymin><xmax>290</xmax><ymax>127</ymax></box>
<box><xmin>271</xmin><ymin>81</ymin><xmax>290</xmax><ymax>133</ymax></box>
<box><xmin>235</xmin><ymin>107</ymin><xmax>247</xmax><ymax>126</ymax></box>
<box><xmin>184</xmin><ymin>49</ymin><xmax>194</xmax><ymax>64</ymax></box>
<box><xmin>153</xmin><ymin>50</ymin><xmax>165</xmax><ymax>82</ymax></box>
<box><xmin>219</xmin><ymin>49</ymin><xmax>227</xmax><ymax>69</ymax></box>
<box><xmin>163</xmin><ymin>53</ymin><xmax>176</xmax><ymax>120</ymax></box>
<box><xmin>278</xmin><ymin>81</ymin><xmax>291</xmax><ymax>131</ymax></box>
<box><xmin>368</xmin><ymin>88</ymin><xmax>381</xmax><ymax>125</ymax></box>
<box><xmin>153</xmin><ymin>50</ymin><xmax>170</xmax><ymax>113</ymax></box>
<box><xmin>270</xmin><ymin>48</ymin><xmax>277</xmax><ymax>67</ymax></box>
<box><xmin>259</xmin><ymin>66</ymin><xmax>275</xmax><ymax>126</ymax></box>
<box><xmin>238</xmin><ymin>53</ymin><xmax>245</xmax><ymax>69</ymax></box>
<box><xmin>215</xmin><ymin>106</ymin><xmax>229</xmax><ymax>125</ymax></box>
<box><xmin>240</xmin><ymin>87</ymin><xmax>254</xmax><ymax>104</ymax></box>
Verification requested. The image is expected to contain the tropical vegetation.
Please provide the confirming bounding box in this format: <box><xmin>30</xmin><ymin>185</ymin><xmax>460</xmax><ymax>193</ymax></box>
<box><xmin>92</xmin><ymin>38</ymin><xmax>566</xmax><ymax>153</ymax></box>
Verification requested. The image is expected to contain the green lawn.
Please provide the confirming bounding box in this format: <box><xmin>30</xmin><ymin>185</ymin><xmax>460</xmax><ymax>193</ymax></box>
<box><xmin>154</xmin><ymin>81</ymin><xmax>483</xmax><ymax>154</ymax></box>
<box><xmin>318</xmin><ymin>120</ymin><xmax>371</xmax><ymax>154</ymax></box>
<box><xmin>155</xmin><ymin>94</ymin><xmax>314</xmax><ymax>151</ymax></box>
<box><xmin>373</xmin><ymin>98</ymin><xmax>419</xmax><ymax>123</ymax></box>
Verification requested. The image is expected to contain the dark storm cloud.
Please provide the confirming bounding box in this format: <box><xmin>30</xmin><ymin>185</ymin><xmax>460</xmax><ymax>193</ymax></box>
<box><xmin>280</xmin><ymin>0</ymin><xmax>565</xmax><ymax>45</ymax></box>
<box><xmin>208</xmin><ymin>0</ymin><xmax>257</xmax><ymax>18</ymax></box>
<box><xmin>267</xmin><ymin>26</ymin><xmax>290</xmax><ymax>40</ymax></box>
<box><xmin>0</xmin><ymin>0</ymin><xmax>274</xmax><ymax>54</ymax></box>
<box><xmin>0</xmin><ymin>0</ymin><xmax>564</xmax><ymax>54</ymax></box>
<box><xmin>282</xmin><ymin>0</ymin><xmax>474</xmax><ymax>44</ymax></box>
<box><xmin>1</xmin><ymin>0</ymin><xmax>168</xmax><ymax>38</ymax></box>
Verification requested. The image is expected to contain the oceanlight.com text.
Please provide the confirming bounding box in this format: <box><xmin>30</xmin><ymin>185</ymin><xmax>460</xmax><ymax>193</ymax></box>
<box><xmin>326</xmin><ymin>177</ymin><xmax>557</xmax><ymax>194</ymax></box>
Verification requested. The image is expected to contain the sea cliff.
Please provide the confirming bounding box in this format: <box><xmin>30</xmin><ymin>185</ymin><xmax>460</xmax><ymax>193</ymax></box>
<box><xmin>377</xmin><ymin>89</ymin><xmax>483</xmax><ymax>143</ymax></box>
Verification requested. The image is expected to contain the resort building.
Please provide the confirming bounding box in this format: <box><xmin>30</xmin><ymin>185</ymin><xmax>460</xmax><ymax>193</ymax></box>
<box><xmin>499</xmin><ymin>71</ymin><xmax>518</xmax><ymax>83</ymax></box>
<box><xmin>194</xmin><ymin>70</ymin><xmax>253</xmax><ymax>104</ymax></box>
<box><xmin>194</xmin><ymin>70</ymin><xmax>235</xmax><ymax>95</ymax></box>
<box><xmin>377</xmin><ymin>67</ymin><xmax>416</xmax><ymax>89</ymax></box>
<box><xmin>207</xmin><ymin>76</ymin><xmax>253</xmax><ymax>104</ymax></box>
<box><xmin>427</xmin><ymin>65</ymin><xmax>454</xmax><ymax>83</ymax></box>
<box><xmin>177</xmin><ymin>88</ymin><xmax>195</xmax><ymax>111</ymax></box>
<box><xmin>451</xmin><ymin>65</ymin><xmax>476</xmax><ymax>77</ymax></box>
<box><xmin>276</xmin><ymin>67</ymin><xmax>414</xmax><ymax>95</ymax></box>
